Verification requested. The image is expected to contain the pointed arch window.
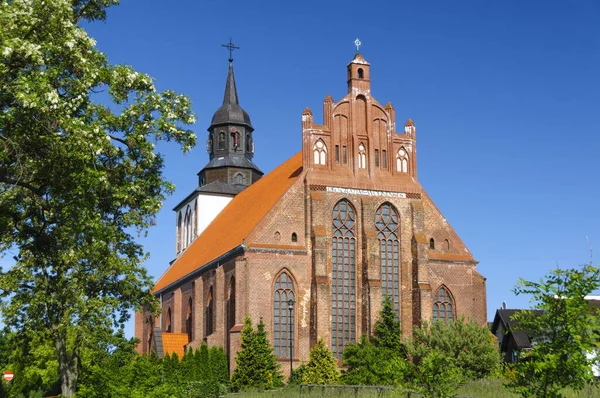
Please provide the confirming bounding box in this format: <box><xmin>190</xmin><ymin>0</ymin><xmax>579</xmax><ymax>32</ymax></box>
<box><xmin>331</xmin><ymin>200</ymin><xmax>356</xmax><ymax>359</ymax></box>
<box><xmin>433</xmin><ymin>286</ymin><xmax>455</xmax><ymax>324</ymax></box>
<box><xmin>273</xmin><ymin>271</ymin><xmax>295</xmax><ymax>357</ymax></box>
<box><xmin>176</xmin><ymin>212</ymin><xmax>182</xmax><ymax>252</ymax></box>
<box><xmin>234</xmin><ymin>173</ymin><xmax>244</xmax><ymax>185</ymax></box>
<box><xmin>205</xmin><ymin>287</ymin><xmax>214</xmax><ymax>336</ymax></box>
<box><xmin>186</xmin><ymin>298</ymin><xmax>193</xmax><ymax>342</ymax></box>
<box><xmin>396</xmin><ymin>148</ymin><xmax>409</xmax><ymax>173</ymax></box>
<box><xmin>193</xmin><ymin>200</ymin><xmax>198</xmax><ymax>238</ymax></box>
<box><xmin>184</xmin><ymin>206</ymin><xmax>192</xmax><ymax>247</ymax></box>
<box><xmin>358</xmin><ymin>143</ymin><xmax>367</xmax><ymax>169</ymax></box>
<box><xmin>227</xmin><ymin>277</ymin><xmax>236</xmax><ymax>331</ymax></box>
<box><xmin>313</xmin><ymin>139</ymin><xmax>327</xmax><ymax>165</ymax></box>
<box><xmin>165</xmin><ymin>307</ymin><xmax>172</xmax><ymax>333</ymax></box>
<box><xmin>376</xmin><ymin>203</ymin><xmax>400</xmax><ymax>317</ymax></box>
<box><xmin>218</xmin><ymin>132</ymin><xmax>226</xmax><ymax>149</ymax></box>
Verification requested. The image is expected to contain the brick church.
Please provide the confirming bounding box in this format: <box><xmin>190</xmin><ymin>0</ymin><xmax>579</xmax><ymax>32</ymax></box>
<box><xmin>135</xmin><ymin>47</ymin><xmax>487</xmax><ymax>374</ymax></box>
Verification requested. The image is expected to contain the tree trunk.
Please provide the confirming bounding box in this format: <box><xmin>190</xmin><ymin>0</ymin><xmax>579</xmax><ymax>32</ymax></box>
<box><xmin>54</xmin><ymin>332</ymin><xmax>79</xmax><ymax>397</ymax></box>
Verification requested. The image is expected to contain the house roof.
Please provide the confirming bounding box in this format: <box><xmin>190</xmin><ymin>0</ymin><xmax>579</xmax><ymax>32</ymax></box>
<box><xmin>492</xmin><ymin>308</ymin><xmax>543</xmax><ymax>350</ymax></box>
<box><xmin>161</xmin><ymin>333</ymin><xmax>189</xmax><ymax>358</ymax></box>
<box><xmin>154</xmin><ymin>151</ymin><xmax>303</xmax><ymax>292</ymax></box>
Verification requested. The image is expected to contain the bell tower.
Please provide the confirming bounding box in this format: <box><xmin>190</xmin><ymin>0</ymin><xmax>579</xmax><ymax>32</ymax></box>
<box><xmin>198</xmin><ymin>40</ymin><xmax>263</xmax><ymax>190</ymax></box>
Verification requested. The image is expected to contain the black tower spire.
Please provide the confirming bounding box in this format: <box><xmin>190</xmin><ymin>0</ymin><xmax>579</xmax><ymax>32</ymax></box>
<box><xmin>197</xmin><ymin>42</ymin><xmax>262</xmax><ymax>193</ymax></box>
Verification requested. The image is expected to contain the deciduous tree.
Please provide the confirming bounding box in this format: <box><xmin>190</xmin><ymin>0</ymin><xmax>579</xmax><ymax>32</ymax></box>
<box><xmin>0</xmin><ymin>0</ymin><xmax>196</xmax><ymax>396</ymax></box>
<box><xmin>507</xmin><ymin>265</ymin><xmax>600</xmax><ymax>398</ymax></box>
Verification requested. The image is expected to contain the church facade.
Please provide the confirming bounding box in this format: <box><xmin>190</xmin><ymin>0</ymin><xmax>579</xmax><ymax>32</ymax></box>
<box><xmin>135</xmin><ymin>51</ymin><xmax>487</xmax><ymax>373</ymax></box>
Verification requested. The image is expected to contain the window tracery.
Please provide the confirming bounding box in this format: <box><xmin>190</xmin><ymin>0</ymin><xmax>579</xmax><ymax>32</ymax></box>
<box><xmin>331</xmin><ymin>200</ymin><xmax>356</xmax><ymax>359</ymax></box>
<box><xmin>432</xmin><ymin>286</ymin><xmax>455</xmax><ymax>324</ymax></box>
<box><xmin>273</xmin><ymin>272</ymin><xmax>295</xmax><ymax>357</ymax></box>
<box><xmin>358</xmin><ymin>143</ymin><xmax>366</xmax><ymax>169</ymax></box>
<box><xmin>396</xmin><ymin>148</ymin><xmax>409</xmax><ymax>173</ymax></box>
<box><xmin>313</xmin><ymin>139</ymin><xmax>327</xmax><ymax>165</ymax></box>
<box><xmin>376</xmin><ymin>203</ymin><xmax>400</xmax><ymax>316</ymax></box>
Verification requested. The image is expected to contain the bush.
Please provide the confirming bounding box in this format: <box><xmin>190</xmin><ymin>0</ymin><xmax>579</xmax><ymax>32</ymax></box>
<box><xmin>185</xmin><ymin>380</ymin><xmax>227</xmax><ymax>398</ymax></box>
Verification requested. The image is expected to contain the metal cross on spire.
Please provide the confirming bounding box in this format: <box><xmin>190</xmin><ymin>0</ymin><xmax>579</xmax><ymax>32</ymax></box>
<box><xmin>222</xmin><ymin>38</ymin><xmax>240</xmax><ymax>62</ymax></box>
<box><xmin>354</xmin><ymin>38</ymin><xmax>362</xmax><ymax>53</ymax></box>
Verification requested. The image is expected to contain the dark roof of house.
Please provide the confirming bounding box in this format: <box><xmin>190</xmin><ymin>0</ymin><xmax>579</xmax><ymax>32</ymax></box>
<box><xmin>492</xmin><ymin>308</ymin><xmax>543</xmax><ymax>350</ymax></box>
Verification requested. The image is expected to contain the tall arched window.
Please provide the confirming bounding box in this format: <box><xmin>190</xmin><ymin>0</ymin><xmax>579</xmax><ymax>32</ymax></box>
<box><xmin>396</xmin><ymin>148</ymin><xmax>409</xmax><ymax>173</ymax></box>
<box><xmin>313</xmin><ymin>139</ymin><xmax>327</xmax><ymax>165</ymax></box>
<box><xmin>218</xmin><ymin>132</ymin><xmax>225</xmax><ymax>149</ymax></box>
<box><xmin>358</xmin><ymin>143</ymin><xmax>366</xmax><ymax>169</ymax></box>
<box><xmin>165</xmin><ymin>307</ymin><xmax>172</xmax><ymax>333</ymax></box>
<box><xmin>176</xmin><ymin>213</ymin><xmax>182</xmax><ymax>252</ymax></box>
<box><xmin>331</xmin><ymin>200</ymin><xmax>356</xmax><ymax>359</ymax></box>
<box><xmin>227</xmin><ymin>276</ymin><xmax>236</xmax><ymax>331</ymax></box>
<box><xmin>193</xmin><ymin>200</ymin><xmax>198</xmax><ymax>238</ymax></box>
<box><xmin>186</xmin><ymin>298</ymin><xmax>193</xmax><ymax>342</ymax></box>
<box><xmin>246</xmin><ymin>134</ymin><xmax>251</xmax><ymax>153</ymax></box>
<box><xmin>273</xmin><ymin>271</ymin><xmax>295</xmax><ymax>357</ymax></box>
<box><xmin>205</xmin><ymin>287</ymin><xmax>214</xmax><ymax>336</ymax></box>
<box><xmin>432</xmin><ymin>286</ymin><xmax>455</xmax><ymax>324</ymax></box>
<box><xmin>376</xmin><ymin>203</ymin><xmax>400</xmax><ymax>316</ymax></box>
<box><xmin>184</xmin><ymin>206</ymin><xmax>192</xmax><ymax>247</ymax></box>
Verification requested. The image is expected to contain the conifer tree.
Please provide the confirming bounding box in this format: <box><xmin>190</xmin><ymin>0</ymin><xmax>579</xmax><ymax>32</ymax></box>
<box><xmin>342</xmin><ymin>295</ymin><xmax>407</xmax><ymax>385</ymax></box>
<box><xmin>231</xmin><ymin>317</ymin><xmax>281</xmax><ymax>391</ymax></box>
<box><xmin>302</xmin><ymin>339</ymin><xmax>340</xmax><ymax>385</ymax></box>
<box><xmin>208</xmin><ymin>346</ymin><xmax>229</xmax><ymax>384</ymax></box>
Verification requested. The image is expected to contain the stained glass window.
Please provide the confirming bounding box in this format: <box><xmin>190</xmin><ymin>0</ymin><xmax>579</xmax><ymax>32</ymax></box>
<box><xmin>332</xmin><ymin>200</ymin><xmax>356</xmax><ymax>359</ymax></box>
<box><xmin>432</xmin><ymin>286</ymin><xmax>454</xmax><ymax>324</ymax></box>
<box><xmin>273</xmin><ymin>272</ymin><xmax>295</xmax><ymax>357</ymax></box>
<box><xmin>376</xmin><ymin>203</ymin><xmax>400</xmax><ymax>317</ymax></box>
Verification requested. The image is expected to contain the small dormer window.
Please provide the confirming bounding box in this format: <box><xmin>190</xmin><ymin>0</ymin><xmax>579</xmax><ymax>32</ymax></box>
<box><xmin>358</xmin><ymin>68</ymin><xmax>364</xmax><ymax>79</ymax></box>
<box><xmin>235</xmin><ymin>173</ymin><xmax>244</xmax><ymax>185</ymax></box>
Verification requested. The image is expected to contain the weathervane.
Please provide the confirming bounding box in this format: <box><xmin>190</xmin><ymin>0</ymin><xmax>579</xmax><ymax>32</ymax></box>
<box><xmin>222</xmin><ymin>38</ymin><xmax>240</xmax><ymax>63</ymax></box>
<box><xmin>354</xmin><ymin>38</ymin><xmax>362</xmax><ymax>53</ymax></box>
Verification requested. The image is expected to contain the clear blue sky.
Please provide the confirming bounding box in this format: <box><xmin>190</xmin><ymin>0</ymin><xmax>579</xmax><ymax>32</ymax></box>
<box><xmin>81</xmin><ymin>0</ymin><xmax>600</xmax><ymax>335</ymax></box>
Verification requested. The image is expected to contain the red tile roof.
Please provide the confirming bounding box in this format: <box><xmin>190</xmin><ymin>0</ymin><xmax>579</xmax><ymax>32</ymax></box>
<box><xmin>162</xmin><ymin>333</ymin><xmax>189</xmax><ymax>358</ymax></box>
<box><xmin>154</xmin><ymin>152</ymin><xmax>303</xmax><ymax>292</ymax></box>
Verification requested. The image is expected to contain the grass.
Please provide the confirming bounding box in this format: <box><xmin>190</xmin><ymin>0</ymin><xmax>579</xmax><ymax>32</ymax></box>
<box><xmin>227</xmin><ymin>378</ymin><xmax>600</xmax><ymax>397</ymax></box>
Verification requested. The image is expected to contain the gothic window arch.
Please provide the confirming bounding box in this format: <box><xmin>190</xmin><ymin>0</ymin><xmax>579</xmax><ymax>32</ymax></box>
<box><xmin>186</xmin><ymin>298</ymin><xmax>193</xmax><ymax>342</ymax></box>
<box><xmin>432</xmin><ymin>285</ymin><xmax>455</xmax><ymax>324</ymax></box>
<box><xmin>218</xmin><ymin>132</ymin><xmax>225</xmax><ymax>150</ymax></box>
<box><xmin>165</xmin><ymin>307</ymin><xmax>172</xmax><ymax>333</ymax></box>
<box><xmin>396</xmin><ymin>148</ymin><xmax>409</xmax><ymax>173</ymax></box>
<box><xmin>331</xmin><ymin>199</ymin><xmax>356</xmax><ymax>359</ymax></box>
<box><xmin>193</xmin><ymin>200</ymin><xmax>198</xmax><ymax>238</ymax></box>
<box><xmin>184</xmin><ymin>206</ymin><xmax>192</xmax><ymax>247</ymax></box>
<box><xmin>313</xmin><ymin>139</ymin><xmax>327</xmax><ymax>165</ymax></box>
<box><xmin>205</xmin><ymin>287</ymin><xmax>214</xmax><ymax>337</ymax></box>
<box><xmin>227</xmin><ymin>276</ymin><xmax>236</xmax><ymax>331</ymax></box>
<box><xmin>147</xmin><ymin>316</ymin><xmax>154</xmax><ymax>352</ymax></box>
<box><xmin>376</xmin><ymin>203</ymin><xmax>400</xmax><ymax>316</ymax></box>
<box><xmin>273</xmin><ymin>271</ymin><xmax>295</xmax><ymax>357</ymax></box>
<box><xmin>234</xmin><ymin>173</ymin><xmax>244</xmax><ymax>185</ymax></box>
<box><xmin>358</xmin><ymin>143</ymin><xmax>367</xmax><ymax>169</ymax></box>
<box><xmin>176</xmin><ymin>212</ymin><xmax>182</xmax><ymax>252</ymax></box>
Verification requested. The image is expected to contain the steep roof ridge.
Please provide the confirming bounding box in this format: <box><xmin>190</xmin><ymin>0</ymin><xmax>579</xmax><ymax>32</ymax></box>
<box><xmin>223</xmin><ymin>62</ymin><xmax>239</xmax><ymax>105</ymax></box>
<box><xmin>153</xmin><ymin>151</ymin><xmax>303</xmax><ymax>292</ymax></box>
